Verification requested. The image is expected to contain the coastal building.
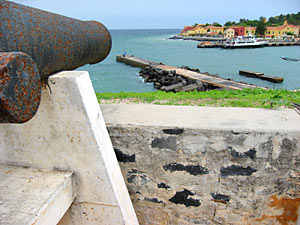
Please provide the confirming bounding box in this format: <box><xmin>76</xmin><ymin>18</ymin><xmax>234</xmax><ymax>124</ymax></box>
<box><xmin>265</xmin><ymin>20</ymin><xmax>300</xmax><ymax>38</ymax></box>
<box><xmin>181</xmin><ymin>19</ymin><xmax>300</xmax><ymax>38</ymax></box>
<box><xmin>180</xmin><ymin>26</ymin><xmax>194</xmax><ymax>36</ymax></box>
<box><xmin>224</xmin><ymin>28</ymin><xmax>235</xmax><ymax>38</ymax></box>
<box><xmin>205</xmin><ymin>25</ymin><xmax>224</xmax><ymax>34</ymax></box>
<box><xmin>232</xmin><ymin>26</ymin><xmax>245</xmax><ymax>37</ymax></box>
<box><xmin>265</xmin><ymin>26</ymin><xmax>284</xmax><ymax>38</ymax></box>
<box><xmin>245</xmin><ymin>27</ymin><xmax>256</xmax><ymax>36</ymax></box>
<box><xmin>187</xmin><ymin>29</ymin><xmax>196</xmax><ymax>36</ymax></box>
<box><xmin>192</xmin><ymin>24</ymin><xmax>208</xmax><ymax>35</ymax></box>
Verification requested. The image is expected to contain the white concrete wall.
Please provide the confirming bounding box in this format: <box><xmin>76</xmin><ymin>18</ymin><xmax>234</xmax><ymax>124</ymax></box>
<box><xmin>0</xmin><ymin>71</ymin><xmax>139</xmax><ymax>225</ymax></box>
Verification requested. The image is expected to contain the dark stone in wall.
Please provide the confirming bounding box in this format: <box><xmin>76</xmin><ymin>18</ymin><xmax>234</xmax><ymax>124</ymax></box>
<box><xmin>244</xmin><ymin>148</ymin><xmax>257</xmax><ymax>159</ymax></box>
<box><xmin>220</xmin><ymin>165</ymin><xmax>257</xmax><ymax>177</ymax></box>
<box><xmin>144</xmin><ymin>197</ymin><xmax>164</xmax><ymax>204</ymax></box>
<box><xmin>169</xmin><ymin>189</ymin><xmax>201</xmax><ymax>207</ymax></box>
<box><xmin>231</xmin><ymin>131</ymin><xmax>249</xmax><ymax>135</ymax></box>
<box><xmin>259</xmin><ymin>137</ymin><xmax>273</xmax><ymax>160</ymax></box>
<box><xmin>151</xmin><ymin>136</ymin><xmax>176</xmax><ymax>151</ymax></box>
<box><xmin>211</xmin><ymin>192</ymin><xmax>231</xmax><ymax>203</ymax></box>
<box><xmin>281</xmin><ymin>138</ymin><xmax>297</xmax><ymax>151</ymax></box>
<box><xmin>157</xmin><ymin>182</ymin><xmax>171</xmax><ymax>190</ymax></box>
<box><xmin>229</xmin><ymin>146</ymin><xmax>256</xmax><ymax>160</ymax></box>
<box><xmin>114</xmin><ymin>148</ymin><xmax>136</xmax><ymax>163</ymax></box>
<box><xmin>127</xmin><ymin>169</ymin><xmax>150</xmax><ymax>185</ymax></box>
<box><xmin>163</xmin><ymin>162</ymin><xmax>209</xmax><ymax>176</ymax></box>
<box><xmin>162</xmin><ymin>128</ymin><xmax>184</xmax><ymax>135</ymax></box>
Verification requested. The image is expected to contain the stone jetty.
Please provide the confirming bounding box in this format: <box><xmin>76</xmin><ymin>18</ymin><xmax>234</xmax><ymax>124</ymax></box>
<box><xmin>116</xmin><ymin>55</ymin><xmax>262</xmax><ymax>91</ymax></box>
<box><xmin>139</xmin><ymin>66</ymin><xmax>216</xmax><ymax>92</ymax></box>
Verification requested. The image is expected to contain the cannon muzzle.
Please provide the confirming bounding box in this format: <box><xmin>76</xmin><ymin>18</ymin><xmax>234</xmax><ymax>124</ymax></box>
<box><xmin>0</xmin><ymin>0</ymin><xmax>112</xmax><ymax>123</ymax></box>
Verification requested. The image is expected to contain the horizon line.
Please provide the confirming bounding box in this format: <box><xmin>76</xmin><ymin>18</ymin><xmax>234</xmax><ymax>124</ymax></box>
<box><xmin>108</xmin><ymin>28</ymin><xmax>181</xmax><ymax>30</ymax></box>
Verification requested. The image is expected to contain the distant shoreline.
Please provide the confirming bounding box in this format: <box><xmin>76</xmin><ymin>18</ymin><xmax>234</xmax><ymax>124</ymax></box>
<box><xmin>168</xmin><ymin>35</ymin><xmax>300</xmax><ymax>48</ymax></box>
<box><xmin>168</xmin><ymin>35</ymin><xmax>225</xmax><ymax>42</ymax></box>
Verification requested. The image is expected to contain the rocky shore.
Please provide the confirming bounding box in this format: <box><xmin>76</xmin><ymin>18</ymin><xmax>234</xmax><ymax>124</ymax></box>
<box><xmin>139</xmin><ymin>66</ymin><xmax>220</xmax><ymax>92</ymax></box>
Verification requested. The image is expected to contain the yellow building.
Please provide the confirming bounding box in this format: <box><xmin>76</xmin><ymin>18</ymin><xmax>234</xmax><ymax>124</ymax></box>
<box><xmin>180</xmin><ymin>24</ymin><xmax>224</xmax><ymax>36</ymax></box>
<box><xmin>281</xmin><ymin>24</ymin><xmax>300</xmax><ymax>36</ymax></box>
<box><xmin>180</xmin><ymin>26</ymin><xmax>194</xmax><ymax>36</ymax></box>
<box><xmin>224</xmin><ymin>28</ymin><xmax>234</xmax><ymax>38</ymax></box>
<box><xmin>265</xmin><ymin>20</ymin><xmax>300</xmax><ymax>38</ymax></box>
<box><xmin>205</xmin><ymin>25</ymin><xmax>224</xmax><ymax>34</ymax></box>
<box><xmin>245</xmin><ymin>27</ymin><xmax>256</xmax><ymax>35</ymax></box>
<box><xmin>192</xmin><ymin>25</ymin><xmax>208</xmax><ymax>35</ymax></box>
<box><xmin>265</xmin><ymin>26</ymin><xmax>284</xmax><ymax>38</ymax></box>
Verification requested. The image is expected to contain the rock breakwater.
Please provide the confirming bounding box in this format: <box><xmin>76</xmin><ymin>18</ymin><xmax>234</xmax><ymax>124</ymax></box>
<box><xmin>139</xmin><ymin>66</ymin><xmax>220</xmax><ymax>92</ymax></box>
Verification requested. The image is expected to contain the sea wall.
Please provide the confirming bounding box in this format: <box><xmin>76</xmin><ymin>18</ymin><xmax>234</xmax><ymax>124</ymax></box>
<box><xmin>101</xmin><ymin>104</ymin><xmax>300</xmax><ymax>225</ymax></box>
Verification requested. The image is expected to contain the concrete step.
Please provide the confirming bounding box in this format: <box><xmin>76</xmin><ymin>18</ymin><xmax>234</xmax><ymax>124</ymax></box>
<box><xmin>0</xmin><ymin>164</ymin><xmax>74</xmax><ymax>225</ymax></box>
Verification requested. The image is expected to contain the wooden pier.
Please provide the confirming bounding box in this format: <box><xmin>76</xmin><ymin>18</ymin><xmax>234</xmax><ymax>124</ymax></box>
<box><xmin>239</xmin><ymin>70</ymin><xmax>284</xmax><ymax>83</ymax></box>
<box><xmin>116</xmin><ymin>55</ymin><xmax>262</xmax><ymax>90</ymax></box>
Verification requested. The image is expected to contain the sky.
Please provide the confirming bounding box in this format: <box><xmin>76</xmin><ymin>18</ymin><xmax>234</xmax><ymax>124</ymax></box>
<box><xmin>10</xmin><ymin>0</ymin><xmax>300</xmax><ymax>29</ymax></box>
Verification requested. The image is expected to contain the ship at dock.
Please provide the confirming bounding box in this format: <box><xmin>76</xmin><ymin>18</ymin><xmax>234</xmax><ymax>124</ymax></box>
<box><xmin>223</xmin><ymin>34</ymin><xmax>268</xmax><ymax>48</ymax></box>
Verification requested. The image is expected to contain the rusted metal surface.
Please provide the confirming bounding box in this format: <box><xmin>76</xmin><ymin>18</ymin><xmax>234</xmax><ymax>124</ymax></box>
<box><xmin>0</xmin><ymin>0</ymin><xmax>111</xmax><ymax>123</ymax></box>
<box><xmin>0</xmin><ymin>0</ymin><xmax>112</xmax><ymax>82</ymax></box>
<box><xmin>0</xmin><ymin>52</ymin><xmax>41</xmax><ymax>123</ymax></box>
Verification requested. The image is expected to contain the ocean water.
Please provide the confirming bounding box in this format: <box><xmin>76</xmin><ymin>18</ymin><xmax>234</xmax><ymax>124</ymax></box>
<box><xmin>78</xmin><ymin>29</ymin><xmax>300</xmax><ymax>92</ymax></box>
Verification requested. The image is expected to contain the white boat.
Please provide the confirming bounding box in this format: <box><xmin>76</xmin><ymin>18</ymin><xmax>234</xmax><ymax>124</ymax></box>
<box><xmin>223</xmin><ymin>33</ymin><xmax>268</xmax><ymax>48</ymax></box>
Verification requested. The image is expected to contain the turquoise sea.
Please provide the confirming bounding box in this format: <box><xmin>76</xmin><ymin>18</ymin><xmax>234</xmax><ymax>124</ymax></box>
<box><xmin>78</xmin><ymin>29</ymin><xmax>300</xmax><ymax>92</ymax></box>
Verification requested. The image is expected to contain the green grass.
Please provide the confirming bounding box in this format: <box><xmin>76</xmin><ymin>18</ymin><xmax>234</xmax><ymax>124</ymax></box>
<box><xmin>96</xmin><ymin>88</ymin><xmax>300</xmax><ymax>109</ymax></box>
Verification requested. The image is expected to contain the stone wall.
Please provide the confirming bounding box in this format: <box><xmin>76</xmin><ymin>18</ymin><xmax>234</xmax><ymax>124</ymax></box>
<box><xmin>106</xmin><ymin>122</ymin><xmax>300</xmax><ymax>225</ymax></box>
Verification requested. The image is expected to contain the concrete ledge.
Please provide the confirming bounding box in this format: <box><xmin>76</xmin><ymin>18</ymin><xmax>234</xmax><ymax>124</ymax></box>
<box><xmin>100</xmin><ymin>104</ymin><xmax>300</xmax><ymax>133</ymax></box>
<box><xmin>0</xmin><ymin>164</ymin><xmax>74</xmax><ymax>225</ymax></box>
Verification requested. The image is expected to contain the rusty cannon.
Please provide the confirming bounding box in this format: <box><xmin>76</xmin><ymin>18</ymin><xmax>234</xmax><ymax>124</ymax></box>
<box><xmin>0</xmin><ymin>0</ymin><xmax>112</xmax><ymax>123</ymax></box>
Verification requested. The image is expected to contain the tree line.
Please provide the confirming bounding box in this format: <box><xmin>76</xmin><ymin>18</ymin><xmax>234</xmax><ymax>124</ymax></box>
<box><xmin>192</xmin><ymin>12</ymin><xmax>300</xmax><ymax>36</ymax></box>
<box><xmin>223</xmin><ymin>12</ymin><xmax>300</xmax><ymax>27</ymax></box>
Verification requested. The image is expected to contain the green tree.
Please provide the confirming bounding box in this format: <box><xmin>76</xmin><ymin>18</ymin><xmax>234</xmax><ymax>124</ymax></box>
<box><xmin>224</xmin><ymin>21</ymin><xmax>233</xmax><ymax>26</ymax></box>
<box><xmin>256</xmin><ymin>17</ymin><xmax>267</xmax><ymax>35</ymax></box>
<box><xmin>239</xmin><ymin>18</ymin><xmax>248</xmax><ymax>24</ymax></box>
<box><xmin>259</xmin><ymin>16</ymin><xmax>266</xmax><ymax>22</ymax></box>
<box><xmin>213</xmin><ymin>22</ymin><xmax>222</xmax><ymax>27</ymax></box>
<box><xmin>268</xmin><ymin>16</ymin><xmax>277</xmax><ymax>24</ymax></box>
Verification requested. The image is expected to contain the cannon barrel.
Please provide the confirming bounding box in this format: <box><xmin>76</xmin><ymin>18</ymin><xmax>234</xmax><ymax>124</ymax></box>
<box><xmin>0</xmin><ymin>0</ymin><xmax>112</xmax><ymax>123</ymax></box>
<box><xmin>0</xmin><ymin>52</ymin><xmax>41</xmax><ymax>123</ymax></box>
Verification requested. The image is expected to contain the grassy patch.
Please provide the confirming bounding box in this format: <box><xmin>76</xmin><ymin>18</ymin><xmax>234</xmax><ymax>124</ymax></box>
<box><xmin>96</xmin><ymin>88</ymin><xmax>300</xmax><ymax>108</ymax></box>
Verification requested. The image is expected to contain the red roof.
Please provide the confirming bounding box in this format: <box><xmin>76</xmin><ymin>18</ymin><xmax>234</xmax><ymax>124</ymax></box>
<box><xmin>205</xmin><ymin>25</ymin><xmax>223</xmax><ymax>29</ymax></box>
<box><xmin>181</xmin><ymin>26</ymin><xmax>194</xmax><ymax>32</ymax></box>
<box><xmin>266</xmin><ymin>25</ymin><xmax>286</xmax><ymax>30</ymax></box>
<box><xmin>266</xmin><ymin>24</ymin><xmax>300</xmax><ymax>31</ymax></box>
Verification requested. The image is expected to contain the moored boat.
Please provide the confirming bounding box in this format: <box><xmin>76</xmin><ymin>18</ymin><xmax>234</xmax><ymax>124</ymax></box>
<box><xmin>223</xmin><ymin>34</ymin><xmax>268</xmax><ymax>48</ymax></box>
<box><xmin>280</xmin><ymin>56</ymin><xmax>300</xmax><ymax>61</ymax></box>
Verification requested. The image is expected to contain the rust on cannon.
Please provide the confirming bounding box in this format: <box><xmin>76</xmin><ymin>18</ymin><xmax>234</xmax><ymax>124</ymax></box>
<box><xmin>0</xmin><ymin>52</ymin><xmax>41</xmax><ymax>123</ymax></box>
<box><xmin>0</xmin><ymin>0</ymin><xmax>112</xmax><ymax>123</ymax></box>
